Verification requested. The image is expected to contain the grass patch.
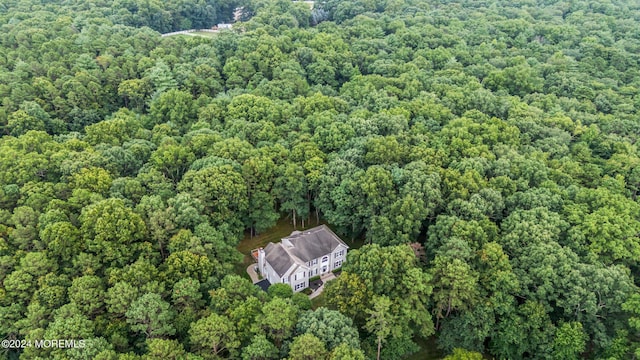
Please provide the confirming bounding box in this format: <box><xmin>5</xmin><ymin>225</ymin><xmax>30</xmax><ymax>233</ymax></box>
<box><xmin>191</xmin><ymin>31</ymin><xmax>219</xmax><ymax>38</ymax></box>
<box><xmin>310</xmin><ymin>292</ymin><xmax>326</xmax><ymax>309</ymax></box>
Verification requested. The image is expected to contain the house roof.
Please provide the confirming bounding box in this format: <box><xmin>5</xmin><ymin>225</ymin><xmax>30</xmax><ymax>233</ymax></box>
<box><xmin>284</xmin><ymin>225</ymin><xmax>349</xmax><ymax>262</ymax></box>
<box><xmin>255</xmin><ymin>279</ymin><xmax>271</xmax><ymax>292</ymax></box>
<box><xmin>264</xmin><ymin>242</ymin><xmax>294</xmax><ymax>277</ymax></box>
<box><xmin>263</xmin><ymin>225</ymin><xmax>348</xmax><ymax>277</ymax></box>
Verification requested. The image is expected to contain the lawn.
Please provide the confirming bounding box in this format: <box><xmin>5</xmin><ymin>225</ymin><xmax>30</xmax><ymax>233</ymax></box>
<box><xmin>191</xmin><ymin>30</ymin><xmax>219</xmax><ymax>38</ymax></box>
<box><xmin>169</xmin><ymin>31</ymin><xmax>219</xmax><ymax>39</ymax></box>
<box><xmin>310</xmin><ymin>292</ymin><xmax>326</xmax><ymax>309</ymax></box>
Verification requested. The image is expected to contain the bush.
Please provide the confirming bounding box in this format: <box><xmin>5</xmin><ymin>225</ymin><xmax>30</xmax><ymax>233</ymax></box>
<box><xmin>268</xmin><ymin>283</ymin><xmax>293</xmax><ymax>299</ymax></box>
<box><xmin>292</xmin><ymin>292</ymin><xmax>312</xmax><ymax>310</ymax></box>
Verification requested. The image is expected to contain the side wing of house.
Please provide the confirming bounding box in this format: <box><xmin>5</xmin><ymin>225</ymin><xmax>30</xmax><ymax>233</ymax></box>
<box><xmin>284</xmin><ymin>265</ymin><xmax>310</xmax><ymax>292</ymax></box>
<box><xmin>330</xmin><ymin>243</ymin><xmax>347</xmax><ymax>270</ymax></box>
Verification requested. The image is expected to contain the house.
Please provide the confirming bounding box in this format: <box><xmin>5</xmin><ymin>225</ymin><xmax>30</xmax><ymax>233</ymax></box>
<box><xmin>257</xmin><ymin>225</ymin><xmax>348</xmax><ymax>292</ymax></box>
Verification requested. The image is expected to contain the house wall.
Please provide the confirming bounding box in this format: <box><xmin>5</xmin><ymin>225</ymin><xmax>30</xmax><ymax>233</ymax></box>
<box><xmin>331</xmin><ymin>244</ymin><xmax>347</xmax><ymax>270</ymax></box>
<box><xmin>289</xmin><ymin>268</ymin><xmax>309</xmax><ymax>292</ymax></box>
<box><xmin>262</xmin><ymin>260</ymin><xmax>280</xmax><ymax>285</ymax></box>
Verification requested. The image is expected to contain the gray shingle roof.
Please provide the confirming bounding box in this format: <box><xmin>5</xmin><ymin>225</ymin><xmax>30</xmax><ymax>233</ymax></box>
<box><xmin>263</xmin><ymin>225</ymin><xmax>348</xmax><ymax>277</ymax></box>
<box><xmin>264</xmin><ymin>242</ymin><xmax>294</xmax><ymax>277</ymax></box>
<box><xmin>286</xmin><ymin>225</ymin><xmax>348</xmax><ymax>262</ymax></box>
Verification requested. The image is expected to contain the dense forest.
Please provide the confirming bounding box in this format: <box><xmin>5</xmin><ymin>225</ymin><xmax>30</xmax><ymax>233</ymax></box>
<box><xmin>1</xmin><ymin>0</ymin><xmax>640</xmax><ymax>359</ymax></box>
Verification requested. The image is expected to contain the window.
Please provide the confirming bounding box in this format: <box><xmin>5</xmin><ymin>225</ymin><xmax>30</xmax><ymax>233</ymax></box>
<box><xmin>334</xmin><ymin>260</ymin><xmax>343</xmax><ymax>268</ymax></box>
<box><xmin>309</xmin><ymin>271</ymin><xmax>312</xmax><ymax>277</ymax></box>
<box><xmin>336</xmin><ymin>250</ymin><xmax>345</xmax><ymax>257</ymax></box>
<box><xmin>322</xmin><ymin>256</ymin><xmax>328</xmax><ymax>263</ymax></box>
<box><xmin>295</xmin><ymin>283</ymin><xmax>305</xmax><ymax>291</ymax></box>
<box><xmin>312</xmin><ymin>259</ymin><xmax>318</xmax><ymax>265</ymax></box>
<box><xmin>283</xmin><ymin>277</ymin><xmax>288</xmax><ymax>283</ymax></box>
<box><xmin>294</xmin><ymin>274</ymin><xmax>297</xmax><ymax>281</ymax></box>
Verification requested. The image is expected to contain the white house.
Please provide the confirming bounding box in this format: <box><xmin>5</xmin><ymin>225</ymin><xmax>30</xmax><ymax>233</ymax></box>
<box><xmin>257</xmin><ymin>225</ymin><xmax>348</xmax><ymax>292</ymax></box>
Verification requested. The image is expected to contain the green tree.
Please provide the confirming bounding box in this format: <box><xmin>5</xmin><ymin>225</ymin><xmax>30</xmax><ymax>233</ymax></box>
<box><xmin>69</xmin><ymin>275</ymin><xmax>105</xmax><ymax>318</ymax></box>
<box><xmin>44</xmin><ymin>304</ymin><xmax>95</xmax><ymax>342</ymax></box>
<box><xmin>171</xmin><ymin>277</ymin><xmax>203</xmax><ymax>310</ymax></box>
<box><xmin>296</xmin><ymin>307</ymin><xmax>360</xmax><ymax>351</ymax></box>
<box><xmin>288</xmin><ymin>333</ymin><xmax>328</xmax><ymax>360</ymax></box>
<box><xmin>125</xmin><ymin>293</ymin><xmax>176</xmax><ymax>339</ymax></box>
<box><xmin>178</xmin><ymin>165</ymin><xmax>248</xmax><ymax>232</ymax></box>
<box><xmin>443</xmin><ymin>348</ymin><xmax>483</xmax><ymax>360</ymax></box>
<box><xmin>552</xmin><ymin>322</ymin><xmax>587</xmax><ymax>360</ymax></box>
<box><xmin>274</xmin><ymin>162</ymin><xmax>309</xmax><ymax>229</ymax></box>
<box><xmin>106</xmin><ymin>281</ymin><xmax>139</xmax><ymax>318</ymax></box>
<box><xmin>622</xmin><ymin>293</ymin><xmax>640</xmax><ymax>356</ymax></box>
<box><xmin>118</xmin><ymin>78</ymin><xmax>151</xmax><ymax>111</ymax></box>
<box><xmin>79</xmin><ymin>198</ymin><xmax>146</xmax><ymax>268</ymax></box>
<box><xmin>329</xmin><ymin>343</ymin><xmax>365</xmax><ymax>360</ymax></box>
<box><xmin>365</xmin><ymin>296</ymin><xmax>398</xmax><ymax>360</ymax></box>
<box><xmin>242</xmin><ymin>334</ymin><xmax>279</xmax><ymax>360</ymax></box>
<box><xmin>325</xmin><ymin>272</ymin><xmax>372</xmax><ymax>321</ymax></box>
<box><xmin>255</xmin><ymin>297</ymin><xmax>299</xmax><ymax>348</ymax></box>
<box><xmin>287</xmin><ymin>333</ymin><xmax>327</xmax><ymax>360</ymax></box>
<box><xmin>149</xmin><ymin>89</ymin><xmax>196</xmax><ymax>128</ymax></box>
<box><xmin>429</xmin><ymin>256</ymin><xmax>479</xmax><ymax>323</ymax></box>
<box><xmin>189</xmin><ymin>313</ymin><xmax>240</xmax><ymax>359</ymax></box>
<box><xmin>142</xmin><ymin>338</ymin><xmax>187</xmax><ymax>360</ymax></box>
<box><xmin>268</xmin><ymin>283</ymin><xmax>294</xmax><ymax>299</ymax></box>
<box><xmin>71</xmin><ymin>167</ymin><xmax>113</xmax><ymax>196</ymax></box>
<box><xmin>150</xmin><ymin>143</ymin><xmax>196</xmax><ymax>183</ymax></box>
<box><xmin>8</xmin><ymin>109</ymin><xmax>46</xmax><ymax>136</ymax></box>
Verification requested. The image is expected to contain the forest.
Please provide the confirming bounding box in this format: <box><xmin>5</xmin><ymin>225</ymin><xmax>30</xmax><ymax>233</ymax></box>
<box><xmin>0</xmin><ymin>0</ymin><xmax>640</xmax><ymax>358</ymax></box>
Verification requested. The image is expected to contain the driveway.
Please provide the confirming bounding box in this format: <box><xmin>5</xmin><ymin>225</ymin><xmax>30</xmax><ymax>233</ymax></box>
<box><xmin>309</xmin><ymin>272</ymin><xmax>337</xmax><ymax>299</ymax></box>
